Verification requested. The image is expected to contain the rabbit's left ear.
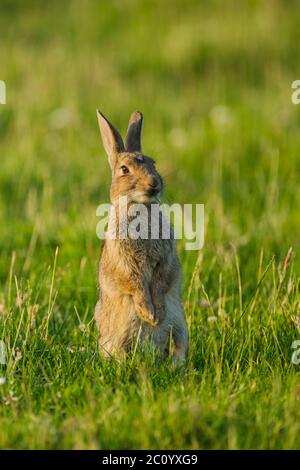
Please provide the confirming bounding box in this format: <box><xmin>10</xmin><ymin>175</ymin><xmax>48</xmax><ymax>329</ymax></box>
<box><xmin>125</xmin><ymin>111</ymin><xmax>143</xmax><ymax>152</ymax></box>
<box><xmin>96</xmin><ymin>110</ymin><xmax>125</xmax><ymax>169</ymax></box>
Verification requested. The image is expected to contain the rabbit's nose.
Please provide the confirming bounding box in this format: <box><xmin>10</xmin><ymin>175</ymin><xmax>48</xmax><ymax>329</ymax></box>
<box><xmin>148</xmin><ymin>177</ymin><xmax>159</xmax><ymax>188</ymax></box>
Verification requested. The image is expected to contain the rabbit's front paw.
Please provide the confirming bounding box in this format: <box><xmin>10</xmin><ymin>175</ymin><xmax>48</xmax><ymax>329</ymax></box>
<box><xmin>136</xmin><ymin>303</ymin><xmax>158</xmax><ymax>327</ymax></box>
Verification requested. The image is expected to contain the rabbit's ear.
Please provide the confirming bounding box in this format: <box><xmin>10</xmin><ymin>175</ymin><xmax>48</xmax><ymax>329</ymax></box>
<box><xmin>97</xmin><ymin>110</ymin><xmax>125</xmax><ymax>168</ymax></box>
<box><xmin>125</xmin><ymin>111</ymin><xmax>143</xmax><ymax>152</ymax></box>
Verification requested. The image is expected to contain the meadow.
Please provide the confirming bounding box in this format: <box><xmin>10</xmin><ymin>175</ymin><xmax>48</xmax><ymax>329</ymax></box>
<box><xmin>0</xmin><ymin>0</ymin><xmax>300</xmax><ymax>449</ymax></box>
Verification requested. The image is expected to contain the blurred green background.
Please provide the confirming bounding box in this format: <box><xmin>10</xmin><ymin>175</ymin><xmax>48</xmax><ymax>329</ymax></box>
<box><xmin>0</xmin><ymin>0</ymin><xmax>300</xmax><ymax>450</ymax></box>
<box><xmin>1</xmin><ymin>0</ymin><xmax>300</xmax><ymax>269</ymax></box>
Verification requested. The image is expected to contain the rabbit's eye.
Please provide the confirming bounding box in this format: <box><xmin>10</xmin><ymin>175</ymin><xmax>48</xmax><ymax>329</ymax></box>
<box><xmin>120</xmin><ymin>165</ymin><xmax>129</xmax><ymax>175</ymax></box>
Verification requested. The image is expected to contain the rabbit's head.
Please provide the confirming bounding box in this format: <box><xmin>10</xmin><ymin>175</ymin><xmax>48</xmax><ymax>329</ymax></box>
<box><xmin>97</xmin><ymin>110</ymin><xmax>163</xmax><ymax>205</ymax></box>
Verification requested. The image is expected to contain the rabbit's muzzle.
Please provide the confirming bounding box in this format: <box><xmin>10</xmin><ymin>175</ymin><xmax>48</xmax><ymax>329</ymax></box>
<box><xmin>147</xmin><ymin>176</ymin><xmax>160</xmax><ymax>196</ymax></box>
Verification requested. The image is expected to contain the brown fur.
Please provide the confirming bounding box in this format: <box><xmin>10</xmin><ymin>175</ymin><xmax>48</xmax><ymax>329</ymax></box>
<box><xmin>94</xmin><ymin>110</ymin><xmax>189</xmax><ymax>363</ymax></box>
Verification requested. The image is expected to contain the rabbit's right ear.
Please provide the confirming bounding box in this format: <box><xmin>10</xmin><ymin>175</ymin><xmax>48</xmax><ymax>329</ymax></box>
<box><xmin>125</xmin><ymin>111</ymin><xmax>143</xmax><ymax>152</ymax></box>
<box><xmin>96</xmin><ymin>110</ymin><xmax>125</xmax><ymax>169</ymax></box>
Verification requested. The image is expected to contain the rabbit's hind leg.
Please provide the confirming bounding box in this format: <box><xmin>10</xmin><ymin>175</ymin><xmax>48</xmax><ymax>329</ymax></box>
<box><xmin>164</xmin><ymin>290</ymin><xmax>189</xmax><ymax>366</ymax></box>
<box><xmin>172</xmin><ymin>319</ymin><xmax>189</xmax><ymax>365</ymax></box>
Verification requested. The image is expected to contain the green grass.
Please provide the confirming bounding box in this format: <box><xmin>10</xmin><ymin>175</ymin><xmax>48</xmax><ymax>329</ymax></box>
<box><xmin>1</xmin><ymin>0</ymin><xmax>300</xmax><ymax>449</ymax></box>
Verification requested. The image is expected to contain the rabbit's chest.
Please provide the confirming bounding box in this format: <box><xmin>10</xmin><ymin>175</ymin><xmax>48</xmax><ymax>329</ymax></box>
<box><xmin>126</xmin><ymin>210</ymin><xmax>173</xmax><ymax>262</ymax></box>
<box><xmin>147</xmin><ymin>238</ymin><xmax>172</xmax><ymax>264</ymax></box>
<box><xmin>124</xmin><ymin>237</ymin><xmax>172</xmax><ymax>267</ymax></box>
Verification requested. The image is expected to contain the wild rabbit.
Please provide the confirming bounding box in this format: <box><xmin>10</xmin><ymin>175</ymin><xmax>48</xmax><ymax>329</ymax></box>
<box><xmin>94</xmin><ymin>110</ymin><xmax>188</xmax><ymax>363</ymax></box>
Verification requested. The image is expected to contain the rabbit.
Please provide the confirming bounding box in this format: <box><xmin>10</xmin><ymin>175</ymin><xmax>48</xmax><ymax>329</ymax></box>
<box><xmin>94</xmin><ymin>110</ymin><xmax>189</xmax><ymax>364</ymax></box>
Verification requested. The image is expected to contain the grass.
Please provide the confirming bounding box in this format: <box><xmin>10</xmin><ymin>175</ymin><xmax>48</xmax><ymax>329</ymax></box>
<box><xmin>0</xmin><ymin>0</ymin><xmax>300</xmax><ymax>449</ymax></box>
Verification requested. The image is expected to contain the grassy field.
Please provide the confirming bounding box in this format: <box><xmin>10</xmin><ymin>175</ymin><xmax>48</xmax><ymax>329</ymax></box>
<box><xmin>1</xmin><ymin>0</ymin><xmax>300</xmax><ymax>449</ymax></box>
